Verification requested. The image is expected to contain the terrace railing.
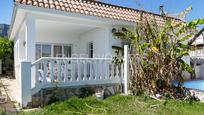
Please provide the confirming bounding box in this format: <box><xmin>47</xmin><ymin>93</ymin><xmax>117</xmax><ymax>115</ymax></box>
<box><xmin>18</xmin><ymin>45</ymin><xmax>129</xmax><ymax>108</ymax></box>
<box><xmin>31</xmin><ymin>57</ymin><xmax>124</xmax><ymax>94</ymax></box>
<box><xmin>190</xmin><ymin>50</ymin><xmax>204</xmax><ymax>59</ymax></box>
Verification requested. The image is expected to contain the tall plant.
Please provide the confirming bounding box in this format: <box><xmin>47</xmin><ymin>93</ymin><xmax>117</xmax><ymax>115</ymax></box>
<box><xmin>0</xmin><ymin>37</ymin><xmax>13</xmax><ymax>59</ymax></box>
<box><xmin>113</xmin><ymin>7</ymin><xmax>204</xmax><ymax>97</ymax></box>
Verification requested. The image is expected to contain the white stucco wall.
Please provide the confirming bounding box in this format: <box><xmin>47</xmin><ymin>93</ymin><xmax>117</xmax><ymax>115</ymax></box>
<box><xmin>195</xmin><ymin>65</ymin><xmax>204</xmax><ymax>79</ymax></box>
<box><xmin>36</xmin><ymin>32</ymin><xmax>80</xmax><ymax>54</ymax></box>
<box><xmin>17</xmin><ymin>27</ymin><xmax>26</xmax><ymax>61</ymax></box>
<box><xmin>79</xmin><ymin>27</ymin><xmax>123</xmax><ymax>58</ymax></box>
<box><xmin>14</xmin><ymin>25</ymin><xmax>123</xmax><ymax>62</ymax></box>
<box><xmin>79</xmin><ymin>28</ymin><xmax>109</xmax><ymax>57</ymax></box>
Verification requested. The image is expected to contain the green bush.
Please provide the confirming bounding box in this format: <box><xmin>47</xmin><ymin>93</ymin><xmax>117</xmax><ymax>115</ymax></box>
<box><xmin>113</xmin><ymin>7</ymin><xmax>204</xmax><ymax>97</ymax></box>
<box><xmin>0</xmin><ymin>37</ymin><xmax>13</xmax><ymax>60</ymax></box>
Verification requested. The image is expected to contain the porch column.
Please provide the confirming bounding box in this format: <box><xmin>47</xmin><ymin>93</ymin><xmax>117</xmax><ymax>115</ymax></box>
<box><xmin>19</xmin><ymin>61</ymin><xmax>31</xmax><ymax>108</ymax></box>
<box><xmin>124</xmin><ymin>45</ymin><xmax>129</xmax><ymax>95</ymax></box>
<box><xmin>25</xmin><ymin>16</ymin><xmax>36</xmax><ymax>62</ymax></box>
<box><xmin>19</xmin><ymin>15</ymin><xmax>36</xmax><ymax>107</ymax></box>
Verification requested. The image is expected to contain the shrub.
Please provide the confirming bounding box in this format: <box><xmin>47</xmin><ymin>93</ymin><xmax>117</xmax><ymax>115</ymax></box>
<box><xmin>113</xmin><ymin>7</ymin><xmax>204</xmax><ymax>97</ymax></box>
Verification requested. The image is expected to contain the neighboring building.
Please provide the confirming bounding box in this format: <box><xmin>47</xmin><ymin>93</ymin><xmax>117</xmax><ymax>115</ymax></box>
<box><xmin>0</xmin><ymin>24</ymin><xmax>9</xmax><ymax>37</ymax></box>
<box><xmin>9</xmin><ymin>0</ymin><xmax>181</xmax><ymax>108</ymax></box>
<box><xmin>190</xmin><ymin>34</ymin><xmax>204</xmax><ymax>79</ymax></box>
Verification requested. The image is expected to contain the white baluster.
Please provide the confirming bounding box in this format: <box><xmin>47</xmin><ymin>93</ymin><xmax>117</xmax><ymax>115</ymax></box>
<box><xmin>97</xmin><ymin>60</ymin><xmax>100</xmax><ymax>80</ymax></box>
<box><xmin>65</xmin><ymin>60</ymin><xmax>69</xmax><ymax>82</ymax></box>
<box><xmin>50</xmin><ymin>60</ymin><xmax>54</xmax><ymax>83</ymax></box>
<box><xmin>43</xmin><ymin>60</ymin><xmax>47</xmax><ymax>84</ymax></box>
<box><xmin>71</xmin><ymin>60</ymin><xmax>76</xmax><ymax>81</ymax></box>
<box><xmin>90</xmin><ymin>61</ymin><xmax>93</xmax><ymax>80</ymax></box>
<box><xmin>101</xmin><ymin>60</ymin><xmax>104</xmax><ymax>80</ymax></box>
<box><xmin>78</xmin><ymin>59</ymin><xmax>81</xmax><ymax>81</ymax></box>
<box><xmin>95</xmin><ymin>60</ymin><xmax>99</xmax><ymax>80</ymax></box>
<box><xmin>111</xmin><ymin>63</ymin><xmax>114</xmax><ymax>78</ymax></box>
<box><xmin>35</xmin><ymin>63</ymin><xmax>39</xmax><ymax>84</ymax></box>
<box><xmin>99</xmin><ymin>60</ymin><xmax>102</xmax><ymax>80</ymax></box>
<box><xmin>104</xmin><ymin>61</ymin><xmax>108</xmax><ymax>79</ymax></box>
<box><xmin>84</xmin><ymin>60</ymin><xmax>87</xmax><ymax>80</ymax></box>
<box><xmin>57</xmin><ymin>60</ymin><xmax>62</xmax><ymax>82</ymax></box>
<box><xmin>116</xmin><ymin>64</ymin><xmax>120</xmax><ymax>78</ymax></box>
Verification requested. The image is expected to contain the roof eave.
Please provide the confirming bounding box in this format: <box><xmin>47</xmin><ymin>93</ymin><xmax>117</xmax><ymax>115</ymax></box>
<box><xmin>9</xmin><ymin>2</ymin><xmax>18</xmax><ymax>40</ymax></box>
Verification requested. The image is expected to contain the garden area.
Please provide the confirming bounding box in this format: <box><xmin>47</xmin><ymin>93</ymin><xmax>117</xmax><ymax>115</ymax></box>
<box><xmin>14</xmin><ymin>95</ymin><xmax>204</xmax><ymax>115</ymax></box>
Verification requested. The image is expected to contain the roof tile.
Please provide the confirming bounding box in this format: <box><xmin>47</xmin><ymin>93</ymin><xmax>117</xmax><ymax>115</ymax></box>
<box><xmin>14</xmin><ymin>0</ymin><xmax>182</xmax><ymax>25</ymax></box>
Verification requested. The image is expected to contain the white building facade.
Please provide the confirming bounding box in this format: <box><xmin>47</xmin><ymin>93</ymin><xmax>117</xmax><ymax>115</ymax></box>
<box><xmin>10</xmin><ymin>0</ymin><xmax>181</xmax><ymax>107</ymax></box>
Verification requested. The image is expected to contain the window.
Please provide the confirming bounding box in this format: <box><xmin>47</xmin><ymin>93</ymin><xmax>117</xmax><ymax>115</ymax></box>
<box><xmin>64</xmin><ymin>46</ymin><xmax>72</xmax><ymax>57</ymax></box>
<box><xmin>36</xmin><ymin>44</ymin><xmax>51</xmax><ymax>59</ymax></box>
<box><xmin>54</xmin><ymin>45</ymin><xmax>72</xmax><ymax>57</ymax></box>
<box><xmin>36</xmin><ymin>44</ymin><xmax>72</xmax><ymax>59</ymax></box>
<box><xmin>42</xmin><ymin>45</ymin><xmax>51</xmax><ymax>57</ymax></box>
<box><xmin>54</xmin><ymin>45</ymin><xmax>62</xmax><ymax>57</ymax></box>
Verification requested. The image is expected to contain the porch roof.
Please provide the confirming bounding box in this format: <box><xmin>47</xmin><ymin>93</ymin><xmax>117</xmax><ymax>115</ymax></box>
<box><xmin>14</xmin><ymin>0</ymin><xmax>182</xmax><ymax>26</ymax></box>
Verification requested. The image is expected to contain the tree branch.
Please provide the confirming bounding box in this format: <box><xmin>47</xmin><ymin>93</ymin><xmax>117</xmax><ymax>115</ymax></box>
<box><xmin>188</xmin><ymin>27</ymin><xmax>204</xmax><ymax>45</ymax></box>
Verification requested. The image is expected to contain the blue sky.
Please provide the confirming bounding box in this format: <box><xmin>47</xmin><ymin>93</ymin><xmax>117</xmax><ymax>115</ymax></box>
<box><xmin>0</xmin><ymin>0</ymin><xmax>203</xmax><ymax>24</ymax></box>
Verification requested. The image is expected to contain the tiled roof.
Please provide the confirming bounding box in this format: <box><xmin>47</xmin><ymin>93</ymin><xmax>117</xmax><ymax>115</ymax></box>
<box><xmin>14</xmin><ymin>0</ymin><xmax>182</xmax><ymax>25</ymax></box>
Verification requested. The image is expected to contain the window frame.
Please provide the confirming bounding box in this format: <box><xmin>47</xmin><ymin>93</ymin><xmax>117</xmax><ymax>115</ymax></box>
<box><xmin>36</xmin><ymin>43</ymin><xmax>73</xmax><ymax>59</ymax></box>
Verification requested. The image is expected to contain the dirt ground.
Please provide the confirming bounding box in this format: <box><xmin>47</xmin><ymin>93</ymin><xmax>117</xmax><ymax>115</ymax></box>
<box><xmin>0</xmin><ymin>75</ymin><xmax>19</xmax><ymax>114</ymax></box>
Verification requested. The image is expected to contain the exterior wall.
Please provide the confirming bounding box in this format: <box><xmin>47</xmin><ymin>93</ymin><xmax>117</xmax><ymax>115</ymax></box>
<box><xmin>195</xmin><ymin>64</ymin><xmax>204</xmax><ymax>79</ymax></box>
<box><xmin>192</xmin><ymin>34</ymin><xmax>204</xmax><ymax>45</ymax></box>
<box><xmin>9</xmin><ymin>7</ymin><xmax>130</xmax><ymax>107</ymax></box>
<box><xmin>189</xmin><ymin>49</ymin><xmax>204</xmax><ymax>80</ymax></box>
<box><xmin>13</xmin><ymin>24</ymin><xmax>26</xmax><ymax>81</ymax></box>
<box><xmin>79</xmin><ymin>27</ymin><xmax>122</xmax><ymax>58</ymax></box>
<box><xmin>19</xmin><ymin>28</ymin><xmax>26</xmax><ymax>61</ymax></box>
<box><xmin>36</xmin><ymin>32</ymin><xmax>80</xmax><ymax>55</ymax></box>
<box><xmin>79</xmin><ymin>28</ymin><xmax>110</xmax><ymax>57</ymax></box>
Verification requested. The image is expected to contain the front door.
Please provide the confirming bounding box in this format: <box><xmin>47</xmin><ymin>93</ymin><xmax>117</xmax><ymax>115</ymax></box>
<box><xmin>88</xmin><ymin>42</ymin><xmax>93</xmax><ymax>58</ymax></box>
<box><xmin>87</xmin><ymin>42</ymin><xmax>93</xmax><ymax>78</ymax></box>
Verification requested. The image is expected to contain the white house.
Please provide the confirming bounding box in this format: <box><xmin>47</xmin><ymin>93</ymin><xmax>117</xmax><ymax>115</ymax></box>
<box><xmin>190</xmin><ymin>34</ymin><xmax>204</xmax><ymax>79</ymax></box>
<box><xmin>9</xmin><ymin>0</ymin><xmax>181</xmax><ymax>108</ymax></box>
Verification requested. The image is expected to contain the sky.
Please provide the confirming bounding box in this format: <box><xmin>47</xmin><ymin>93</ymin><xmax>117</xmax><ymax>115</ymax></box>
<box><xmin>0</xmin><ymin>0</ymin><xmax>203</xmax><ymax>25</ymax></box>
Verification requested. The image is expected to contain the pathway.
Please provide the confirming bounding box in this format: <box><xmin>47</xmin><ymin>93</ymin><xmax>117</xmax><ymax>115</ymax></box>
<box><xmin>0</xmin><ymin>75</ymin><xmax>20</xmax><ymax>114</ymax></box>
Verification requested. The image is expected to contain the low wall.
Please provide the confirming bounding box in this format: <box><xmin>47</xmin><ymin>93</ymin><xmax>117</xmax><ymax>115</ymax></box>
<box><xmin>29</xmin><ymin>85</ymin><xmax>122</xmax><ymax>108</ymax></box>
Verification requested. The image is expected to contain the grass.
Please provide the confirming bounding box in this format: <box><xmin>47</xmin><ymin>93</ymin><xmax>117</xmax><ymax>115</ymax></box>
<box><xmin>20</xmin><ymin>95</ymin><xmax>204</xmax><ymax>115</ymax></box>
<box><xmin>0</xmin><ymin>108</ymin><xmax>6</xmax><ymax>115</ymax></box>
